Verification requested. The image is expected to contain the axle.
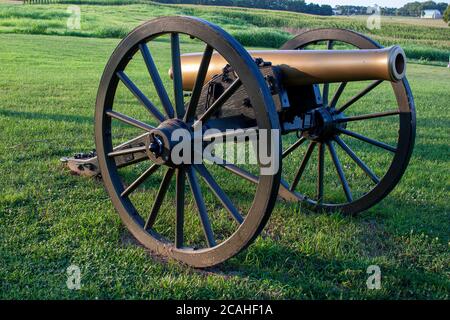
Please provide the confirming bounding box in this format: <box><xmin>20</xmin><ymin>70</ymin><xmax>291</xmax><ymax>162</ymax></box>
<box><xmin>170</xmin><ymin>46</ymin><xmax>406</xmax><ymax>90</ymax></box>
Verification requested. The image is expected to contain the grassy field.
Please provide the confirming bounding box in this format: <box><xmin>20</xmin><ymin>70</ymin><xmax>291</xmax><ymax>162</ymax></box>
<box><xmin>0</xmin><ymin>2</ymin><xmax>449</xmax><ymax>64</ymax></box>
<box><xmin>0</xmin><ymin>2</ymin><xmax>449</xmax><ymax>300</ymax></box>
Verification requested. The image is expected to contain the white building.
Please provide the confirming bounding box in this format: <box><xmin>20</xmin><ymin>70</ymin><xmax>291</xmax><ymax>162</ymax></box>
<box><xmin>421</xmin><ymin>9</ymin><xmax>443</xmax><ymax>19</ymax></box>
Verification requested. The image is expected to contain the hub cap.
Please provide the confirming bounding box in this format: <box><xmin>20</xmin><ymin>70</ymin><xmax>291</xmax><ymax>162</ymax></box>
<box><xmin>145</xmin><ymin>119</ymin><xmax>191</xmax><ymax>167</ymax></box>
<box><xmin>304</xmin><ymin>107</ymin><xmax>347</xmax><ymax>142</ymax></box>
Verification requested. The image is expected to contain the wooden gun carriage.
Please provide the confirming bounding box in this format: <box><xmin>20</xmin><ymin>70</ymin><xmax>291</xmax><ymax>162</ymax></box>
<box><xmin>63</xmin><ymin>17</ymin><xmax>415</xmax><ymax>267</ymax></box>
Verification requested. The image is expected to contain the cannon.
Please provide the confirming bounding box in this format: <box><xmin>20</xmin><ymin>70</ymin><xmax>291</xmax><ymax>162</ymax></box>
<box><xmin>63</xmin><ymin>17</ymin><xmax>415</xmax><ymax>267</ymax></box>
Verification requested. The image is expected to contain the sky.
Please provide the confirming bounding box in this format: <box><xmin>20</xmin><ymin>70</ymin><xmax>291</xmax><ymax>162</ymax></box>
<box><xmin>311</xmin><ymin>0</ymin><xmax>450</xmax><ymax>8</ymax></box>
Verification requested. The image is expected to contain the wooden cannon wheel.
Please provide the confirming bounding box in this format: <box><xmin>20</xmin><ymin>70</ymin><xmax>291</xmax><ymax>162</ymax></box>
<box><xmin>94</xmin><ymin>16</ymin><xmax>281</xmax><ymax>267</ymax></box>
<box><xmin>279</xmin><ymin>29</ymin><xmax>416</xmax><ymax>215</ymax></box>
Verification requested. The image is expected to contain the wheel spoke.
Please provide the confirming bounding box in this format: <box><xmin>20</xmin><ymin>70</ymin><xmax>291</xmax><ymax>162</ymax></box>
<box><xmin>108</xmin><ymin>146</ymin><xmax>147</xmax><ymax>158</ymax></box>
<box><xmin>171</xmin><ymin>33</ymin><xmax>185</xmax><ymax>119</ymax></box>
<box><xmin>193</xmin><ymin>78</ymin><xmax>242</xmax><ymax>128</ymax></box>
<box><xmin>106</xmin><ymin>110</ymin><xmax>155</xmax><ymax>132</ymax></box>
<box><xmin>184</xmin><ymin>44</ymin><xmax>214</xmax><ymax>123</ymax></box>
<box><xmin>282</xmin><ymin>137</ymin><xmax>307</xmax><ymax>159</ymax></box>
<box><xmin>121</xmin><ymin>164</ymin><xmax>159</xmax><ymax>197</ymax></box>
<box><xmin>326</xmin><ymin>141</ymin><xmax>353</xmax><ymax>202</ymax></box>
<box><xmin>187</xmin><ymin>167</ymin><xmax>216</xmax><ymax>247</ymax></box>
<box><xmin>317</xmin><ymin>143</ymin><xmax>325</xmax><ymax>204</ymax></box>
<box><xmin>112</xmin><ymin>133</ymin><xmax>147</xmax><ymax>149</ymax></box>
<box><xmin>322</xmin><ymin>83</ymin><xmax>329</xmax><ymax>107</ymax></box>
<box><xmin>334</xmin><ymin>136</ymin><xmax>380</xmax><ymax>184</ymax></box>
<box><xmin>336</xmin><ymin>110</ymin><xmax>400</xmax><ymax>123</ymax></box>
<box><xmin>207</xmin><ymin>155</ymin><xmax>258</xmax><ymax>185</ymax></box>
<box><xmin>337</xmin><ymin>80</ymin><xmax>383</xmax><ymax>113</ymax></box>
<box><xmin>144</xmin><ymin>168</ymin><xmax>175</xmax><ymax>230</ymax></box>
<box><xmin>327</xmin><ymin>40</ymin><xmax>334</xmax><ymax>50</ymax></box>
<box><xmin>109</xmin><ymin>133</ymin><xmax>148</xmax><ymax>167</ymax></box>
<box><xmin>175</xmin><ymin>167</ymin><xmax>185</xmax><ymax>248</ymax></box>
<box><xmin>290</xmin><ymin>142</ymin><xmax>316</xmax><ymax>191</ymax></box>
<box><xmin>337</xmin><ymin>128</ymin><xmax>397</xmax><ymax>153</ymax></box>
<box><xmin>139</xmin><ymin>43</ymin><xmax>175</xmax><ymax>119</ymax></box>
<box><xmin>116</xmin><ymin>71</ymin><xmax>166</xmax><ymax>123</ymax></box>
<box><xmin>329</xmin><ymin>82</ymin><xmax>347</xmax><ymax>109</ymax></box>
<box><xmin>194</xmin><ymin>164</ymin><xmax>243</xmax><ymax>224</ymax></box>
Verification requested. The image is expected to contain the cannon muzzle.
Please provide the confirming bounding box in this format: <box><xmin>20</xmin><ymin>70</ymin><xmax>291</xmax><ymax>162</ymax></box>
<box><xmin>171</xmin><ymin>46</ymin><xmax>406</xmax><ymax>91</ymax></box>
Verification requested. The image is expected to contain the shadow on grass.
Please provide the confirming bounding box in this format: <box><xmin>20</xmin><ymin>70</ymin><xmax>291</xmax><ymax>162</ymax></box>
<box><xmin>118</xmin><ymin>190</ymin><xmax>449</xmax><ymax>299</ymax></box>
<box><xmin>225</xmin><ymin>241</ymin><xmax>446</xmax><ymax>299</ymax></box>
<box><xmin>120</xmin><ymin>222</ymin><xmax>446</xmax><ymax>299</ymax></box>
<box><xmin>0</xmin><ymin>109</ymin><xmax>93</xmax><ymax>124</ymax></box>
<box><xmin>219</xmin><ymin>200</ymin><xmax>447</xmax><ymax>299</ymax></box>
<box><xmin>368</xmin><ymin>195</ymin><xmax>449</xmax><ymax>241</ymax></box>
<box><xmin>411</xmin><ymin>142</ymin><xmax>449</xmax><ymax>162</ymax></box>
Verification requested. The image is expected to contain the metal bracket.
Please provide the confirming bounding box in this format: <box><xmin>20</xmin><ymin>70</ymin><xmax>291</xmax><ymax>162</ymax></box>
<box><xmin>61</xmin><ymin>133</ymin><xmax>149</xmax><ymax>177</ymax></box>
<box><xmin>61</xmin><ymin>151</ymin><xmax>100</xmax><ymax>177</ymax></box>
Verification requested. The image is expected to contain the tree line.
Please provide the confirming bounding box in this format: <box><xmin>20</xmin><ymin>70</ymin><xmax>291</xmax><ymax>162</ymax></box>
<box><xmin>334</xmin><ymin>1</ymin><xmax>448</xmax><ymax>16</ymax></box>
<box><xmin>397</xmin><ymin>1</ymin><xmax>448</xmax><ymax>16</ymax></box>
<box><xmin>21</xmin><ymin>0</ymin><xmax>449</xmax><ymax>20</ymax></box>
<box><xmin>153</xmin><ymin>1</ymin><xmax>449</xmax><ymax>17</ymax></box>
<box><xmin>153</xmin><ymin>0</ymin><xmax>333</xmax><ymax>16</ymax></box>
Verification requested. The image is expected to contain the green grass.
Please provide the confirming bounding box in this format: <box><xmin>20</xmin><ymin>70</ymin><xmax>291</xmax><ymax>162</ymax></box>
<box><xmin>0</xmin><ymin>32</ymin><xmax>449</xmax><ymax>299</ymax></box>
<box><xmin>0</xmin><ymin>2</ymin><xmax>449</xmax><ymax>64</ymax></box>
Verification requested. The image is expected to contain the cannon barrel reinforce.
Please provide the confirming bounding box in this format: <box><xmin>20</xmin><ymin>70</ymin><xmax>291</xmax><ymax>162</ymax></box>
<box><xmin>170</xmin><ymin>46</ymin><xmax>406</xmax><ymax>91</ymax></box>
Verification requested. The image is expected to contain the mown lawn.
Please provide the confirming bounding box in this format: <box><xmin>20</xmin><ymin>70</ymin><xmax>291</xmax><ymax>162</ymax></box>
<box><xmin>0</xmin><ymin>31</ymin><xmax>448</xmax><ymax>299</ymax></box>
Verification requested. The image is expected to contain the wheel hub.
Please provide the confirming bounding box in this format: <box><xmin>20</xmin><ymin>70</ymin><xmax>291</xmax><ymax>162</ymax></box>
<box><xmin>145</xmin><ymin>119</ymin><xmax>191</xmax><ymax>167</ymax></box>
<box><xmin>304</xmin><ymin>107</ymin><xmax>346</xmax><ymax>142</ymax></box>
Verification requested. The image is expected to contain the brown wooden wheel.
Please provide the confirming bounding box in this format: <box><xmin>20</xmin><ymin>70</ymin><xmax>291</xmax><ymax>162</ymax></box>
<box><xmin>279</xmin><ymin>29</ymin><xmax>416</xmax><ymax>215</ymax></box>
<box><xmin>94</xmin><ymin>16</ymin><xmax>281</xmax><ymax>267</ymax></box>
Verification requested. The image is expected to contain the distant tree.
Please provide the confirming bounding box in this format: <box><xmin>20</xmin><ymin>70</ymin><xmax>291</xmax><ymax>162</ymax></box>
<box><xmin>397</xmin><ymin>1</ymin><xmax>422</xmax><ymax>16</ymax></box>
<box><xmin>444</xmin><ymin>5</ymin><xmax>450</xmax><ymax>24</ymax></box>
<box><xmin>436</xmin><ymin>2</ymin><xmax>449</xmax><ymax>13</ymax></box>
<box><xmin>382</xmin><ymin>7</ymin><xmax>397</xmax><ymax>16</ymax></box>
<box><xmin>152</xmin><ymin>0</ymin><xmax>333</xmax><ymax>15</ymax></box>
<box><xmin>397</xmin><ymin>1</ymin><xmax>448</xmax><ymax>17</ymax></box>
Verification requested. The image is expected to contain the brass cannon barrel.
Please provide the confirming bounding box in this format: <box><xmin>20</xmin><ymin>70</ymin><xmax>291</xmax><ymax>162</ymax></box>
<box><xmin>171</xmin><ymin>46</ymin><xmax>406</xmax><ymax>91</ymax></box>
